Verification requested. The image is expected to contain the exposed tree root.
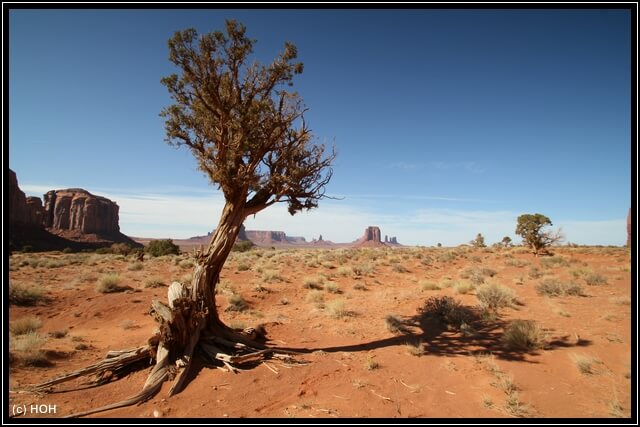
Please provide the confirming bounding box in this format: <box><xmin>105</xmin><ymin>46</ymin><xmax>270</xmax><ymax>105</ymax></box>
<box><xmin>21</xmin><ymin>282</ymin><xmax>305</xmax><ymax>418</ymax></box>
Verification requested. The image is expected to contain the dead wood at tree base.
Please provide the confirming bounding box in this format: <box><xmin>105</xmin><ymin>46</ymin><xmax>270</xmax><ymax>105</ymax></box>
<box><xmin>21</xmin><ymin>281</ymin><xmax>306</xmax><ymax>418</ymax></box>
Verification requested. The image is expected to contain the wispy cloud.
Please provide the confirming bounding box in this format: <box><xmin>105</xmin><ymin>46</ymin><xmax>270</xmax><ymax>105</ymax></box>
<box><xmin>387</xmin><ymin>160</ymin><xmax>486</xmax><ymax>174</ymax></box>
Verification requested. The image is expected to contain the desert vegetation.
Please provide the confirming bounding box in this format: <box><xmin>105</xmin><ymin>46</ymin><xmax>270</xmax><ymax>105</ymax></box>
<box><xmin>7</xmin><ymin>244</ymin><xmax>631</xmax><ymax>418</ymax></box>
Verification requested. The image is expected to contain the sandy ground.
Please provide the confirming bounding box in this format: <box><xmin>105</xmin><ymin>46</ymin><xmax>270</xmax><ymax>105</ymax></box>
<box><xmin>7</xmin><ymin>245</ymin><xmax>633</xmax><ymax>419</ymax></box>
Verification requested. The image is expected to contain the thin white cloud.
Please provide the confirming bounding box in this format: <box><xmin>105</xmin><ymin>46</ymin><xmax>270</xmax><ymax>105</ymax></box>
<box><xmin>387</xmin><ymin>161</ymin><xmax>486</xmax><ymax>174</ymax></box>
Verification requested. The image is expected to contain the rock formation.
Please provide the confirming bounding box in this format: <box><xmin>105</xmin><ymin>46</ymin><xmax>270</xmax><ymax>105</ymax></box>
<box><xmin>9</xmin><ymin>169</ymin><xmax>43</xmax><ymax>228</ymax></box>
<box><xmin>9</xmin><ymin>169</ymin><xmax>139</xmax><ymax>250</ymax></box>
<box><xmin>43</xmin><ymin>189</ymin><xmax>119</xmax><ymax>234</ymax></box>
<box><xmin>356</xmin><ymin>226</ymin><xmax>385</xmax><ymax>247</ymax></box>
<box><xmin>389</xmin><ymin>236</ymin><xmax>398</xmax><ymax>245</ymax></box>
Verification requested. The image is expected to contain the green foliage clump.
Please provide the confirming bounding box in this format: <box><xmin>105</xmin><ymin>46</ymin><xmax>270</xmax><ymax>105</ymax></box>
<box><xmin>145</xmin><ymin>239</ymin><xmax>180</xmax><ymax>257</ymax></box>
<box><xmin>515</xmin><ymin>213</ymin><xmax>562</xmax><ymax>255</ymax></box>
<box><xmin>232</xmin><ymin>240</ymin><xmax>255</xmax><ymax>252</ymax></box>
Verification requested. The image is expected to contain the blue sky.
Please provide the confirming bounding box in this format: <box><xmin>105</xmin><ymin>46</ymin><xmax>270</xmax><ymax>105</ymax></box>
<box><xmin>8</xmin><ymin>8</ymin><xmax>632</xmax><ymax>245</ymax></box>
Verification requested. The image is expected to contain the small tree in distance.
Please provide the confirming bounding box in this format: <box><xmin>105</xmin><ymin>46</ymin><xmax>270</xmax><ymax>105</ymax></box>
<box><xmin>515</xmin><ymin>213</ymin><xmax>563</xmax><ymax>256</ymax></box>
<box><xmin>471</xmin><ymin>233</ymin><xmax>487</xmax><ymax>248</ymax></box>
<box><xmin>501</xmin><ymin>236</ymin><xmax>512</xmax><ymax>247</ymax></box>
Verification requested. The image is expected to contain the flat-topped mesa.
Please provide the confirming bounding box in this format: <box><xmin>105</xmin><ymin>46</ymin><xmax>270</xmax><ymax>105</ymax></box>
<box><xmin>43</xmin><ymin>188</ymin><xmax>120</xmax><ymax>235</ymax></box>
<box><xmin>245</xmin><ymin>230</ymin><xmax>288</xmax><ymax>245</ymax></box>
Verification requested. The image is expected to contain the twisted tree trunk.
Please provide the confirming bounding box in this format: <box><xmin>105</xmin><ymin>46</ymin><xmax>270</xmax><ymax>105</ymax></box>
<box><xmin>27</xmin><ymin>201</ymin><xmax>298</xmax><ymax>417</ymax></box>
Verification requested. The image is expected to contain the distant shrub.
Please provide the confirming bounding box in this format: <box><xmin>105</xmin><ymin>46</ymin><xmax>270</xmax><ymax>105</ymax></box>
<box><xmin>455</xmin><ymin>282</ymin><xmax>474</xmax><ymax>295</ymax></box>
<box><xmin>324</xmin><ymin>282</ymin><xmax>340</xmax><ymax>294</ymax></box>
<box><xmin>584</xmin><ymin>273</ymin><xmax>607</xmax><ymax>286</ymax></box>
<box><xmin>95</xmin><ymin>247</ymin><xmax>111</xmax><ymax>254</ymax></box>
<box><xmin>337</xmin><ymin>266</ymin><xmax>354</xmax><ymax>277</ymax></box>
<box><xmin>502</xmin><ymin>320</ymin><xmax>545</xmax><ymax>350</ymax></box>
<box><xmin>96</xmin><ymin>274</ymin><xmax>129</xmax><ymax>293</ymax></box>
<box><xmin>302</xmin><ymin>276</ymin><xmax>324</xmax><ymax>290</ymax></box>
<box><xmin>305</xmin><ymin>290</ymin><xmax>325</xmax><ymax>305</ymax></box>
<box><xmin>10</xmin><ymin>316</ymin><xmax>42</xmax><ymax>335</ymax></box>
<box><xmin>145</xmin><ymin>239</ymin><xmax>180</xmax><ymax>257</ymax></box>
<box><xmin>529</xmin><ymin>266</ymin><xmax>544</xmax><ymax>279</ymax></box>
<box><xmin>326</xmin><ymin>299</ymin><xmax>350</xmax><ymax>319</ymax></box>
<box><xmin>179</xmin><ymin>259</ymin><xmax>195</xmax><ymax>269</ymax></box>
<box><xmin>9</xmin><ymin>282</ymin><xmax>46</xmax><ymax>306</ymax></box>
<box><xmin>10</xmin><ymin>332</ymin><xmax>50</xmax><ymax>367</ymax></box>
<box><xmin>476</xmin><ymin>283</ymin><xmax>516</xmax><ymax>312</ymax></box>
<box><xmin>128</xmin><ymin>262</ymin><xmax>144</xmax><ymax>271</ymax></box>
<box><xmin>419</xmin><ymin>280</ymin><xmax>439</xmax><ymax>291</ymax></box>
<box><xmin>536</xmin><ymin>279</ymin><xmax>584</xmax><ymax>297</ymax></box>
<box><xmin>144</xmin><ymin>277</ymin><xmax>166</xmax><ymax>288</ymax></box>
<box><xmin>237</xmin><ymin>263</ymin><xmax>251</xmax><ymax>272</ymax></box>
<box><xmin>353</xmin><ymin>263</ymin><xmax>374</xmax><ymax>276</ymax></box>
<box><xmin>21</xmin><ymin>245</ymin><xmax>33</xmax><ymax>253</ymax></box>
<box><xmin>62</xmin><ymin>247</ymin><xmax>74</xmax><ymax>254</ymax></box>
<box><xmin>225</xmin><ymin>294</ymin><xmax>248</xmax><ymax>312</ymax></box>
<box><xmin>540</xmin><ymin>256</ymin><xmax>570</xmax><ymax>269</ymax></box>
<box><xmin>392</xmin><ymin>264</ymin><xmax>409</xmax><ymax>273</ymax></box>
<box><xmin>385</xmin><ymin>314</ymin><xmax>410</xmax><ymax>334</ymax></box>
<box><xmin>261</xmin><ymin>270</ymin><xmax>283</xmax><ymax>283</ymax></box>
<box><xmin>111</xmin><ymin>243</ymin><xmax>134</xmax><ymax>255</ymax></box>
<box><xmin>232</xmin><ymin>240</ymin><xmax>255</xmax><ymax>252</ymax></box>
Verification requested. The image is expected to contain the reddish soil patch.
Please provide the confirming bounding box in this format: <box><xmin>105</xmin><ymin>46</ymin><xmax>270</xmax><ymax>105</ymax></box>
<box><xmin>8</xmin><ymin>246</ymin><xmax>632</xmax><ymax>419</ymax></box>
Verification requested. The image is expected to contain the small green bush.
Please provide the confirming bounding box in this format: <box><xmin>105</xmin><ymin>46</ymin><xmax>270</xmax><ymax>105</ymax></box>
<box><xmin>145</xmin><ymin>239</ymin><xmax>180</xmax><ymax>257</ymax></box>
<box><xmin>225</xmin><ymin>294</ymin><xmax>248</xmax><ymax>312</ymax></box>
<box><xmin>232</xmin><ymin>240</ymin><xmax>255</xmax><ymax>252</ymax></box>
<box><xmin>111</xmin><ymin>243</ymin><xmax>134</xmax><ymax>255</ymax></box>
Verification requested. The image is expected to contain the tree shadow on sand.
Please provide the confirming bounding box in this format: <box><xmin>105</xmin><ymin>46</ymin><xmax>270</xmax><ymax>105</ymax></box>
<box><xmin>277</xmin><ymin>296</ymin><xmax>592</xmax><ymax>363</ymax></box>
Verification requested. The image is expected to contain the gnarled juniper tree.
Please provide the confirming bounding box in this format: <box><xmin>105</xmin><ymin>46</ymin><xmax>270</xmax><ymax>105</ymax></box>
<box><xmin>30</xmin><ymin>20</ymin><xmax>335</xmax><ymax>417</ymax></box>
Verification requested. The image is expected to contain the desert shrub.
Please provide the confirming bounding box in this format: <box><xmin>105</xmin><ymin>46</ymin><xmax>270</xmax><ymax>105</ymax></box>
<box><xmin>96</xmin><ymin>274</ymin><xmax>129</xmax><ymax>293</ymax></box>
<box><xmin>49</xmin><ymin>329</ymin><xmax>69</xmax><ymax>339</ymax></box>
<box><xmin>128</xmin><ymin>261</ymin><xmax>144</xmax><ymax>271</ymax></box>
<box><xmin>540</xmin><ymin>256</ymin><xmax>570</xmax><ymax>269</ymax></box>
<box><xmin>9</xmin><ymin>282</ymin><xmax>46</xmax><ymax>306</ymax></box>
<box><xmin>353</xmin><ymin>263</ymin><xmax>374</xmax><ymax>276</ymax></box>
<box><xmin>536</xmin><ymin>279</ymin><xmax>584</xmax><ymax>297</ymax></box>
<box><xmin>570</xmin><ymin>353</ymin><xmax>602</xmax><ymax>375</ymax></box>
<box><xmin>10</xmin><ymin>332</ymin><xmax>50</xmax><ymax>367</ymax></box>
<box><xmin>385</xmin><ymin>315</ymin><xmax>409</xmax><ymax>334</ymax></box>
<box><xmin>584</xmin><ymin>273</ymin><xmax>607</xmax><ymax>286</ymax></box>
<box><xmin>225</xmin><ymin>294</ymin><xmax>248</xmax><ymax>312</ymax></box>
<box><xmin>62</xmin><ymin>247</ymin><xmax>74</xmax><ymax>254</ymax></box>
<box><xmin>305</xmin><ymin>290</ymin><xmax>325</xmax><ymax>305</ymax></box>
<box><xmin>145</xmin><ymin>239</ymin><xmax>180</xmax><ymax>257</ymax></box>
<box><xmin>237</xmin><ymin>263</ymin><xmax>251</xmax><ymax>272</ymax></box>
<box><xmin>111</xmin><ymin>243</ymin><xmax>134</xmax><ymax>255</ymax></box>
<box><xmin>570</xmin><ymin>267</ymin><xmax>593</xmax><ymax>278</ymax></box>
<box><xmin>454</xmin><ymin>282</ymin><xmax>474</xmax><ymax>295</ymax></box>
<box><xmin>95</xmin><ymin>247</ymin><xmax>111</xmax><ymax>254</ymax></box>
<box><xmin>232</xmin><ymin>240</ymin><xmax>255</xmax><ymax>252</ymax></box>
<box><xmin>392</xmin><ymin>264</ymin><xmax>409</xmax><ymax>273</ymax></box>
<box><xmin>336</xmin><ymin>266</ymin><xmax>354</xmax><ymax>277</ymax></box>
<box><xmin>365</xmin><ymin>357</ymin><xmax>379</xmax><ymax>370</ymax></box>
<box><xmin>353</xmin><ymin>282</ymin><xmax>367</xmax><ymax>291</ymax></box>
<box><xmin>419</xmin><ymin>296</ymin><xmax>469</xmax><ymax>327</ymax></box>
<box><xmin>179</xmin><ymin>259</ymin><xmax>195</xmax><ymax>269</ymax></box>
<box><xmin>144</xmin><ymin>277</ymin><xmax>166</xmax><ymax>288</ymax></box>
<box><xmin>326</xmin><ymin>299</ymin><xmax>350</xmax><ymax>319</ymax></box>
<box><xmin>261</xmin><ymin>270</ymin><xmax>283</xmax><ymax>283</ymax></box>
<box><xmin>302</xmin><ymin>276</ymin><xmax>324</xmax><ymax>290</ymax></box>
<box><xmin>437</xmin><ymin>251</ymin><xmax>456</xmax><ymax>262</ymax></box>
<box><xmin>502</xmin><ymin>320</ymin><xmax>545</xmax><ymax>350</ymax></box>
<box><xmin>528</xmin><ymin>267</ymin><xmax>543</xmax><ymax>279</ymax></box>
<box><xmin>324</xmin><ymin>282</ymin><xmax>340</xmax><ymax>294</ymax></box>
<box><xmin>419</xmin><ymin>280</ymin><xmax>439</xmax><ymax>291</ymax></box>
<box><xmin>476</xmin><ymin>283</ymin><xmax>516</xmax><ymax>312</ymax></box>
<box><xmin>505</xmin><ymin>258</ymin><xmax>529</xmax><ymax>268</ymax></box>
<box><xmin>405</xmin><ymin>339</ymin><xmax>425</xmax><ymax>356</ymax></box>
<box><xmin>10</xmin><ymin>316</ymin><xmax>42</xmax><ymax>335</ymax></box>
